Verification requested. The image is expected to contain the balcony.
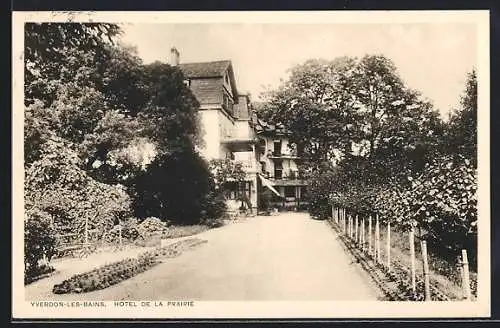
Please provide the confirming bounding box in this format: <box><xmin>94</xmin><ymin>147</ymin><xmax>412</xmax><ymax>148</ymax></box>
<box><xmin>267</xmin><ymin>170</ymin><xmax>308</xmax><ymax>186</ymax></box>
<box><xmin>266</xmin><ymin>149</ymin><xmax>300</xmax><ymax>160</ymax></box>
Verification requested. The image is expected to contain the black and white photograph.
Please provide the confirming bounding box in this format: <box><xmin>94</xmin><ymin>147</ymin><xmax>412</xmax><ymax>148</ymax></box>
<box><xmin>12</xmin><ymin>11</ymin><xmax>490</xmax><ymax>319</ymax></box>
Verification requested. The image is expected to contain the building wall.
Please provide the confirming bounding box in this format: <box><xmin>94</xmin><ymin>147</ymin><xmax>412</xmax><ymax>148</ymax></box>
<box><xmin>233</xmin><ymin>120</ymin><xmax>253</xmax><ymax>139</ymax></box>
<box><xmin>189</xmin><ymin>78</ymin><xmax>223</xmax><ymax>105</ymax></box>
<box><xmin>259</xmin><ymin>135</ymin><xmax>299</xmax><ymax>179</ymax></box>
<box><xmin>198</xmin><ymin>109</ymin><xmax>220</xmax><ymax>159</ymax></box>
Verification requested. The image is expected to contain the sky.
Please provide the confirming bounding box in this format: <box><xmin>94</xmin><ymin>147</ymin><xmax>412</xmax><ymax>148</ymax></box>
<box><xmin>119</xmin><ymin>23</ymin><xmax>477</xmax><ymax>118</ymax></box>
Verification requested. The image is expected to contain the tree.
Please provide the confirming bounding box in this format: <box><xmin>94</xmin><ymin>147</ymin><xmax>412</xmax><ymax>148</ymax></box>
<box><xmin>209</xmin><ymin>159</ymin><xmax>246</xmax><ymax>193</ymax></box>
<box><xmin>262</xmin><ymin>55</ymin><xmax>445</xmax><ymax>186</ymax></box>
<box><xmin>25</xmin><ymin>136</ymin><xmax>131</xmax><ymax>239</ymax></box>
<box><xmin>259</xmin><ymin>58</ymin><xmax>359</xmax><ymax>165</ymax></box>
<box><xmin>446</xmin><ymin>69</ymin><xmax>477</xmax><ymax>164</ymax></box>
<box><xmin>131</xmin><ymin>151</ymin><xmax>217</xmax><ymax>225</ymax></box>
<box><xmin>140</xmin><ymin>62</ymin><xmax>202</xmax><ymax>154</ymax></box>
<box><xmin>25</xmin><ymin>23</ymin><xmax>121</xmax><ymax>107</ymax></box>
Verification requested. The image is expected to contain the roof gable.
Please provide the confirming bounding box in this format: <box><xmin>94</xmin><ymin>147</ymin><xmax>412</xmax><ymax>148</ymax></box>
<box><xmin>179</xmin><ymin>60</ymin><xmax>238</xmax><ymax>101</ymax></box>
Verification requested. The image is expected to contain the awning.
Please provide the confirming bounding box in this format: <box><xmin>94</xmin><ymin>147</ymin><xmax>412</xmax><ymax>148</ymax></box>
<box><xmin>258</xmin><ymin>174</ymin><xmax>281</xmax><ymax>197</ymax></box>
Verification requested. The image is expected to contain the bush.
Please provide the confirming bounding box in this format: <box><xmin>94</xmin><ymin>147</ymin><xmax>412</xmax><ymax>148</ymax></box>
<box><xmin>200</xmin><ymin>191</ymin><xmax>227</xmax><ymax>224</ymax></box>
<box><xmin>24</xmin><ymin>209</ymin><xmax>57</xmax><ymax>281</ymax></box>
<box><xmin>132</xmin><ymin>151</ymin><xmax>221</xmax><ymax>225</ymax></box>
<box><xmin>138</xmin><ymin>217</ymin><xmax>168</xmax><ymax>236</ymax></box>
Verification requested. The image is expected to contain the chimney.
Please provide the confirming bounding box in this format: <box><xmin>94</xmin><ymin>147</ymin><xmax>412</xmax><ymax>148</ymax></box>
<box><xmin>170</xmin><ymin>47</ymin><xmax>180</xmax><ymax>66</ymax></box>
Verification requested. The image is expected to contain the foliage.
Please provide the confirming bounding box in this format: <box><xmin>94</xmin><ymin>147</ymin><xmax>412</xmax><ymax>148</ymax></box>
<box><xmin>209</xmin><ymin>159</ymin><xmax>246</xmax><ymax>191</ymax></box>
<box><xmin>140</xmin><ymin>62</ymin><xmax>202</xmax><ymax>154</ymax></box>
<box><xmin>103</xmin><ymin>218</ymin><xmax>141</xmax><ymax>244</ymax></box>
<box><xmin>327</xmin><ymin>154</ymin><xmax>477</xmax><ymax>265</ymax></box>
<box><xmin>24</xmin><ymin>23</ymin><xmax>223</xmax><ymax>253</ymax></box>
<box><xmin>264</xmin><ymin>56</ymin><xmax>477</xmax><ymax>265</ymax></box>
<box><xmin>259</xmin><ymin>55</ymin><xmax>444</xmax><ymax>175</ymax></box>
<box><xmin>137</xmin><ymin>217</ymin><xmax>169</xmax><ymax>237</ymax></box>
<box><xmin>131</xmin><ymin>151</ymin><xmax>220</xmax><ymax>225</ymax></box>
<box><xmin>446</xmin><ymin>70</ymin><xmax>477</xmax><ymax>164</ymax></box>
<box><xmin>25</xmin><ymin>136</ymin><xmax>131</xmax><ymax>239</ymax></box>
<box><xmin>52</xmin><ymin>252</ymin><xmax>157</xmax><ymax>294</ymax></box>
<box><xmin>24</xmin><ymin>209</ymin><xmax>57</xmax><ymax>280</ymax></box>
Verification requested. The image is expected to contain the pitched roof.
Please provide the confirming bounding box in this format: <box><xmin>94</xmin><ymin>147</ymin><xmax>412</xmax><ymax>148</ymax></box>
<box><xmin>178</xmin><ymin>60</ymin><xmax>232</xmax><ymax>78</ymax></box>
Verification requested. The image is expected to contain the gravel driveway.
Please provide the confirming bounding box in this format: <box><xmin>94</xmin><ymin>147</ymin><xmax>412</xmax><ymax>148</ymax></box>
<box><xmin>26</xmin><ymin>212</ymin><xmax>383</xmax><ymax>301</ymax></box>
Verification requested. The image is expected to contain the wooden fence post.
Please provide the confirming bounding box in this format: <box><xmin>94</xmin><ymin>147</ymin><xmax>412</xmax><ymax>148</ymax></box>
<box><xmin>347</xmin><ymin>214</ymin><xmax>350</xmax><ymax>237</ymax></box>
<box><xmin>343</xmin><ymin>209</ymin><xmax>347</xmax><ymax>233</ymax></box>
<box><xmin>348</xmin><ymin>215</ymin><xmax>352</xmax><ymax>238</ymax></box>
<box><xmin>351</xmin><ymin>216</ymin><xmax>354</xmax><ymax>239</ymax></box>
<box><xmin>409</xmin><ymin>226</ymin><xmax>416</xmax><ymax>293</ymax></box>
<box><xmin>461</xmin><ymin>249</ymin><xmax>472</xmax><ymax>301</ymax></box>
<box><xmin>386</xmin><ymin>221</ymin><xmax>391</xmax><ymax>271</ymax></box>
<box><xmin>421</xmin><ymin>240</ymin><xmax>431</xmax><ymax>301</ymax></box>
<box><xmin>344</xmin><ymin>209</ymin><xmax>347</xmax><ymax>234</ymax></box>
<box><xmin>375</xmin><ymin>214</ymin><xmax>380</xmax><ymax>263</ymax></box>
<box><xmin>355</xmin><ymin>215</ymin><xmax>359</xmax><ymax>244</ymax></box>
<box><xmin>368</xmin><ymin>215</ymin><xmax>372</xmax><ymax>255</ymax></box>
<box><xmin>361</xmin><ymin>218</ymin><xmax>366</xmax><ymax>251</ymax></box>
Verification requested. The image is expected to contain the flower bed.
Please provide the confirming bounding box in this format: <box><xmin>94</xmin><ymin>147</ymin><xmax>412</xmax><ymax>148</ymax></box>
<box><xmin>51</xmin><ymin>238</ymin><xmax>208</xmax><ymax>294</ymax></box>
<box><xmin>52</xmin><ymin>252</ymin><xmax>157</xmax><ymax>294</ymax></box>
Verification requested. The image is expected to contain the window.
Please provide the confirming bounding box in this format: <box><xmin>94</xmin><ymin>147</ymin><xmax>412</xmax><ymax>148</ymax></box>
<box><xmin>222</xmin><ymin>93</ymin><xmax>234</xmax><ymax>114</ymax></box>
<box><xmin>274</xmin><ymin>161</ymin><xmax>283</xmax><ymax>179</ymax></box>
<box><xmin>273</xmin><ymin>140</ymin><xmax>282</xmax><ymax>156</ymax></box>
<box><xmin>285</xmin><ymin>186</ymin><xmax>296</xmax><ymax>198</ymax></box>
<box><xmin>183</xmin><ymin>79</ymin><xmax>190</xmax><ymax>87</ymax></box>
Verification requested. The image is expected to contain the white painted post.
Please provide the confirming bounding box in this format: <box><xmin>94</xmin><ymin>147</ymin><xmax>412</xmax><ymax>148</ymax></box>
<box><xmin>462</xmin><ymin>249</ymin><xmax>472</xmax><ymax>301</ymax></box>
<box><xmin>355</xmin><ymin>215</ymin><xmax>359</xmax><ymax>244</ymax></box>
<box><xmin>409</xmin><ymin>226</ymin><xmax>416</xmax><ymax>293</ymax></box>
<box><xmin>421</xmin><ymin>241</ymin><xmax>431</xmax><ymax>301</ymax></box>
<box><xmin>343</xmin><ymin>209</ymin><xmax>347</xmax><ymax>233</ymax></box>
<box><xmin>368</xmin><ymin>215</ymin><xmax>372</xmax><ymax>255</ymax></box>
<box><xmin>350</xmin><ymin>215</ymin><xmax>353</xmax><ymax>239</ymax></box>
<box><xmin>375</xmin><ymin>214</ymin><xmax>380</xmax><ymax>263</ymax></box>
<box><xmin>386</xmin><ymin>221</ymin><xmax>391</xmax><ymax>271</ymax></box>
<box><xmin>361</xmin><ymin>218</ymin><xmax>365</xmax><ymax>250</ymax></box>
<box><xmin>348</xmin><ymin>215</ymin><xmax>351</xmax><ymax>238</ymax></box>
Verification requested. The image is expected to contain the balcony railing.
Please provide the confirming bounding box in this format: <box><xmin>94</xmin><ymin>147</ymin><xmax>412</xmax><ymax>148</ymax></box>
<box><xmin>267</xmin><ymin>149</ymin><xmax>300</xmax><ymax>159</ymax></box>
<box><xmin>268</xmin><ymin>171</ymin><xmax>305</xmax><ymax>180</ymax></box>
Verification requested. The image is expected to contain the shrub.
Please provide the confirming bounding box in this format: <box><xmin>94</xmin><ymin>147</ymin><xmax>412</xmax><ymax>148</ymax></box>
<box><xmin>24</xmin><ymin>209</ymin><xmax>57</xmax><ymax>281</ymax></box>
<box><xmin>138</xmin><ymin>217</ymin><xmax>168</xmax><ymax>236</ymax></box>
<box><xmin>200</xmin><ymin>191</ymin><xmax>227</xmax><ymax>224</ymax></box>
<box><xmin>132</xmin><ymin>151</ymin><xmax>220</xmax><ymax>225</ymax></box>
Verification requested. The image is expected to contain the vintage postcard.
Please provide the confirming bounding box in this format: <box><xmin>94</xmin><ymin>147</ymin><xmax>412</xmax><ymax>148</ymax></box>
<box><xmin>12</xmin><ymin>10</ymin><xmax>490</xmax><ymax>319</ymax></box>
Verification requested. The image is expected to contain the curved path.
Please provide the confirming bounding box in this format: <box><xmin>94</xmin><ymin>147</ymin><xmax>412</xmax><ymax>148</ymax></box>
<box><xmin>27</xmin><ymin>212</ymin><xmax>383</xmax><ymax>301</ymax></box>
